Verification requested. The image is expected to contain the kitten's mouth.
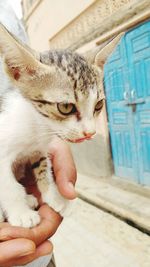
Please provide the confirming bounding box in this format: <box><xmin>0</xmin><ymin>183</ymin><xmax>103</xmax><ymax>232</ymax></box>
<box><xmin>67</xmin><ymin>136</ymin><xmax>93</xmax><ymax>143</ymax></box>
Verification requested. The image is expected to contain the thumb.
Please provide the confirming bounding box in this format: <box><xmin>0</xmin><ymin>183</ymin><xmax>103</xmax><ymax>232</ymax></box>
<box><xmin>48</xmin><ymin>138</ymin><xmax>77</xmax><ymax>199</ymax></box>
<box><xmin>0</xmin><ymin>238</ymin><xmax>35</xmax><ymax>263</ymax></box>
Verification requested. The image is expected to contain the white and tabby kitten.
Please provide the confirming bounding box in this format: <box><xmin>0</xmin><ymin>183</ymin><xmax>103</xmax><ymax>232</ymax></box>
<box><xmin>0</xmin><ymin>23</ymin><xmax>122</xmax><ymax>227</ymax></box>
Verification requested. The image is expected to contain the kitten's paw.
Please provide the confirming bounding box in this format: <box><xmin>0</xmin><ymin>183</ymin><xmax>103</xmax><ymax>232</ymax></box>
<box><xmin>59</xmin><ymin>201</ymin><xmax>73</xmax><ymax>217</ymax></box>
<box><xmin>45</xmin><ymin>196</ymin><xmax>69</xmax><ymax>217</ymax></box>
<box><xmin>42</xmin><ymin>185</ymin><xmax>70</xmax><ymax>217</ymax></box>
<box><xmin>8</xmin><ymin>210</ymin><xmax>40</xmax><ymax>228</ymax></box>
<box><xmin>26</xmin><ymin>194</ymin><xmax>38</xmax><ymax>209</ymax></box>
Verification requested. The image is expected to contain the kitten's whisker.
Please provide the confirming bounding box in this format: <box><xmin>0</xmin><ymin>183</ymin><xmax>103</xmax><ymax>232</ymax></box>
<box><xmin>0</xmin><ymin>130</ymin><xmax>66</xmax><ymax>147</ymax></box>
<box><xmin>103</xmin><ymin>66</ymin><xmax>133</xmax><ymax>85</ymax></box>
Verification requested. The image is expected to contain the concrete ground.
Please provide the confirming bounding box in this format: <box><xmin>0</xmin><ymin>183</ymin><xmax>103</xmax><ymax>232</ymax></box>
<box><xmin>52</xmin><ymin>174</ymin><xmax>150</xmax><ymax>267</ymax></box>
<box><xmin>52</xmin><ymin>199</ymin><xmax>150</xmax><ymax>267</ymax></box>
<box><xmin>77</xmin><ymin>174</ymin><xmax>150</xmax><ymax>233</ymax></box>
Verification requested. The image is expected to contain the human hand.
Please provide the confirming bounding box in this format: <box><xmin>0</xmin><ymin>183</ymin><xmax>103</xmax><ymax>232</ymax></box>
<box><xmin>0</xmin><ymin>205</ymin><xmax>61</xmax><ymax>266</ymax></box>
<box><xmin>20</xmin><ymin>137</ymin><xmax>77</xmax><ymax>203</ymax></box>
<box><xmin>0</xmin><ymin>138</ymin><xmax>77</xmax><ymax>266</ymax></box>
<box><xmin>48</xmin><ymin>137</ymin><xmax>77</xmax><ymax>199</ymax></box>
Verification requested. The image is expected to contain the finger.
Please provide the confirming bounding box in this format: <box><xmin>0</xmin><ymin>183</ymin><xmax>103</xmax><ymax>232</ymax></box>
<box><xmin>0</xmin><ymin>238</ymin><xmax>35</xmax><ymax>264</ymax></box>
<box><xmin>5</xmin><ymin>240</ymin><xmax>53</xmax><ymax>267</ymax></box>
<box><xmin>0</xmin><ymin>222</ymin><xmax>10</xmax><ymax>229</ymax></box>
<box><xmin>32</xmin><ymin>205</ymin><xmax>62</xmax><ymax>246</ymax></box>
<box><xmin>0</xmin><ymin>205</ymin><xmax>62</xmax><ymax>246</ymax></box>
<box><xmin>0</xmin><ymin>226</ymin><xmax>32</xmax><ymax>242</ymax></box>
<box><xmin>48</xmin><ymin>138</ymin><xmax>77</xmax><ymax>199</ymax></box>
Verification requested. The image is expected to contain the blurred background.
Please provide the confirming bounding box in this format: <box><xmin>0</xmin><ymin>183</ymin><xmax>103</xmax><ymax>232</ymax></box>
<box><xmin>19</xmin><ymin>0</ymin><xmax>150</xmax><ymax>187</ymax></box>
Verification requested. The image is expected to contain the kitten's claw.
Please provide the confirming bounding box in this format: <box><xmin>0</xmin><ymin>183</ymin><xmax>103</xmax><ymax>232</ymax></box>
<box><xmin>26</xmin><ymin>194</ymin><xmax>39</xmax><ymax>209</ymax></box>
<box><xmin>8</xmin><ymin>210</ymin><xmax>40</xmax><ymax>228</ymax></box>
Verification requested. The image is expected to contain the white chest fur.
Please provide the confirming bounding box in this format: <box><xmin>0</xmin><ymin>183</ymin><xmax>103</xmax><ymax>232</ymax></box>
<box><xmin>0</xmin><ymin>90</ymin><xmax>50</xmax><ymax>160</ymax></box>
<box><xmin>0</xmin><ymin>90</ymin><xmax>69</xmax><ymax>227</ymax></box>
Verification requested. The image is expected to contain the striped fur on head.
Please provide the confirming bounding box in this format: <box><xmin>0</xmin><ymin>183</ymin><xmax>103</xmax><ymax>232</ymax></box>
<box><xmin>0</xmin><ymin>22</ymin><xmax>122</xmax><ymax>141</ymax></box>
<box><xmin>39</xmin><ymin>50</ymin><xmax>98</xmax><ymax>95</ymax></box>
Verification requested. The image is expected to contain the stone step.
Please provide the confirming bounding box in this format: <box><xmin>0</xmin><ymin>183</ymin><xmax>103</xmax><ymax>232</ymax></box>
<box><xmin>52</xmin><ymin>199</ymin><xmax>150</xmax><ymax>267</ymax></box>
<box><xmin>76</xmin><ymin>174</ymin><xmax>150</xmax><ymax>233</ymax></box>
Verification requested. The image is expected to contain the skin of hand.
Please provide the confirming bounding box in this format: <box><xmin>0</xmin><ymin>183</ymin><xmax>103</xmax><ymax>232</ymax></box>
<box><xmin>0</xmin><ymin>138</ymin><xmax>77</xmax><ymax>266</ymax></box>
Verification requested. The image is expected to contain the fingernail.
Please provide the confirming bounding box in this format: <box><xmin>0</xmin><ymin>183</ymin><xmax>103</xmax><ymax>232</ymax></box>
<box><xmin>68</xmin><ymin>182</ymin><xmax>77</xmax><ymax>197</ymax></box>
<box><xmin>42</xmin><ymin>250</ymin><xmax>52</xmax><ymax>256</ymax></box>
<box><xmin>68</xmin><ymin>182</ymin><xmax>75</xmax><ymax>190</ymax></box>
<box><xmin>20</xmin><ymin>250</ymin><xmax>35</xmax><ymax>257</ymax></box>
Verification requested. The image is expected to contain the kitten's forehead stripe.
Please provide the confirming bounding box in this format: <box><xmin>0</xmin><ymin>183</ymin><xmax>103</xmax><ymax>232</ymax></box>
<box><xmin>40</xmin><ymin>50</ymin><xmax>98</xmax><ymax>95</ymax></box>
<box><xmin>74</xmin><ymin>90</ymin><xmax>78</xmax><ymax>102</ymax></box>
<box><xmin>97</xmin><ymin>90</ymin><xmax>99</xmax><ymax>99</ymax></box>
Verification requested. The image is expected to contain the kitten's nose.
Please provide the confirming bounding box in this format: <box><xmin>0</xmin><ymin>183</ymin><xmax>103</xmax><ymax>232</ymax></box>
<box><xmin>83</xmin><ymin>131</ymin><xmax>96</xmax><ymax>138</ymax></box>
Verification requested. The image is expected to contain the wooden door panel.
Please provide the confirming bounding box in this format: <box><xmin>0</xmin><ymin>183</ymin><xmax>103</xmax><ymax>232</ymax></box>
<box><xmin>104</xmin><ymin>38</ymin><xmax>138</xmax><ymax>182</ymax></box>
<box><xmin>104</xmin><ymin>20</ymin><xmax>150</xmax><ymax>185</ymax></box>
<box><xmin>126</xmin><ymin>21</ymin><xmax>150</xmax><ymax>185</ymax></box>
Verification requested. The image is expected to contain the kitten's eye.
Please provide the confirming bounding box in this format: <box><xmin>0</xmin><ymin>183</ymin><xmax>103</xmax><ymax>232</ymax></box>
<box><xmin>57</xmin><ymin>103</ymin><xmax>77</xmax><ymax>115</ymax></box>
<box><xmin>95</xmin><ymin>100</ymin><xmax>104</xmax><ymax>112</ymax></box>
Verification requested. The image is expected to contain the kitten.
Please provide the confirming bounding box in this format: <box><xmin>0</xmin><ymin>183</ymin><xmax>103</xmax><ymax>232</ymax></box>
<box><xmin>0</xmin><ymin>23</ymin><xmax>122</xmax><ymax>227</ymax></box>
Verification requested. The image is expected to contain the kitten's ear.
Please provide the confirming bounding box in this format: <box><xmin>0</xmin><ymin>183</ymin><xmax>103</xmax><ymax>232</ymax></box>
<box><xmin>94</xmin><ymin>33</ymin><xmax>124</xmax><ymax>69</ymax></box>
<box><xmin>0</xmin><ymin>23</ymin><xmax>50</xmax><ymax>83</ymax></box>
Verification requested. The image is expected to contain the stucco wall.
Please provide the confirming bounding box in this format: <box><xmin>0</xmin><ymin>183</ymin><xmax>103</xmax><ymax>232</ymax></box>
<box><xmin>24</xmin><ymin>0</ymin><xmax>94</xmax><ymax>51</ymax></box>
<box><xmin>70</xmin><ymin>107</ymin><xmax>113</xmax><ymax>177</ymax></box>
<box><xmin>48</xmin><ymin>0</ymin><xmax>132</xmax><ymax>49</ymax></box>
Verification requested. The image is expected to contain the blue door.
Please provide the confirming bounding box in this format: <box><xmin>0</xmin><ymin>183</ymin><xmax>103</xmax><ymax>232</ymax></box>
<box><xmin>104</xmin><ymin>21</ymin><xmax>150</xmax><ymax>185</ymax></box>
